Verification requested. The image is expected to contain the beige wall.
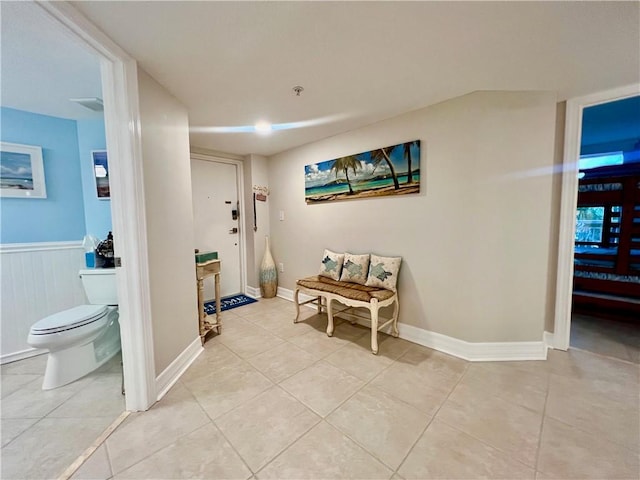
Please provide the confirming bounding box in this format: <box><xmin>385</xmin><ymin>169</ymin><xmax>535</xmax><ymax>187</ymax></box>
<box><xmin>242</xmin><ymin>154</ymin><xmax>270</xmax><ymax>289</ymax></box>
<box><xmin>137</xmin><ymin>67</ymin><xmax>199</xmax><ymax>374</ymax></box>
<box><xmin>268</xmin><ymin>91</ymin><xmax>558</xmax><ymax>343</ymax></box>
<box><xmin>545</xmin><ymin>101</ymin><xmax>567</xmax><ymax>333</ymax></box>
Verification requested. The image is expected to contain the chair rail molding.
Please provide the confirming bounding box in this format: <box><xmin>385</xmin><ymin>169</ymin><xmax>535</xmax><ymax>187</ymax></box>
<box><xmin>36</xmin><ymin>1</ymin><xmax>157</xmax><ymax>411</ymax></box>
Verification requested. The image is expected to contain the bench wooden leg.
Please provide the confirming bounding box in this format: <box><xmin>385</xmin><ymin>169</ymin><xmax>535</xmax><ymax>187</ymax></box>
<box><xmin>392</xmin><ymin>296</ymin><xmax>400</xmax><ymax>337</ymax></box>
<box><xmin>293</xmin><ymin>288</ymin><xmax>301</xmax><ymax>323</ymax></box>
<box><xmin>317</xmin><ymin>296</ymin><xmax>323</xmax><ymax>314</ymax></box>
<box><xmin>370</xmin><ymin>299</ymin><xmax>379</xmax><ymax>355</ymax></box>
<box><xmin>326</xmin><ymin>297</ymin><xmax>334</xmax><ymax>337</ymax></box>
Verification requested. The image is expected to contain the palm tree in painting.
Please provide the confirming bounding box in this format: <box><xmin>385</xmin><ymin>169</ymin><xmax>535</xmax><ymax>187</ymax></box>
<box><xmin>403</xmin><ymin>141</ymin><xmax>419</xmax><ymax>184</ymax></box>
<box><xmin>371</xmin><ymin>145</ymin><xmax>400</xmax><ymax>189</ymax></box>
<box><xmin>331</xmin><ymin>155</ymin><xmax>361</xmax><ymax>195</ymax></box>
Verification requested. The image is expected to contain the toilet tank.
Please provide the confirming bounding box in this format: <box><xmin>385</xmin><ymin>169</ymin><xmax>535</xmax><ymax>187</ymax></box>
<box><xmin>80</xmin><ymin>269</ymin><xmax>118</xmax><ymax>305</ymax></box>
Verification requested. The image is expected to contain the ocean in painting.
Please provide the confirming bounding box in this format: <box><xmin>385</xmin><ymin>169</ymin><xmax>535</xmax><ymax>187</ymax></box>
<box><xmin>305</xmin><ymin>173</ymin><xmax>421</xmax><ymax>197</ymax></box>
<box><xmin>0</xmin><ymin>177</ymin><xmax>34</xmax><ymax>190</ymax></box>
<box><xmin>305</xmin><ymin>140</ymin><xmax>421</xmax><ymax>203</ymax></box>
<box><xmin>0</xmin><ymin>150</ymin><xmax>34</xmax><ymax>190</ymax></box>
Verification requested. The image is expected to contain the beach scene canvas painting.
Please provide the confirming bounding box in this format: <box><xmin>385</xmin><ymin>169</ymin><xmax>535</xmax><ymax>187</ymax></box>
<box><xmin>305</xmin><ymin>140</ymin><xmax>420</xmax><ymax>203</ymax></box>
<box><xmin>0</xmin><ymin>142</ymin><xmax>46</xmax><ymax>198</ymax></box>
<box><xmin>92</xmin><ymin>150</ymin><xmax>110</xmax><ymax>199</ymax></box>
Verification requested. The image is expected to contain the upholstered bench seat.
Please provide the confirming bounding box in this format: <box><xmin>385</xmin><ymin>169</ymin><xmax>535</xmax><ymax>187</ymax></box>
<box><xmin>296</xmin><ymin>276</ymin><xmax>395</xmax><ymax>302</ymax></box>
<box><xmin>294</xmin><ymin>275</ymin><xmax>399</xmax><ymax>354</ymax></box>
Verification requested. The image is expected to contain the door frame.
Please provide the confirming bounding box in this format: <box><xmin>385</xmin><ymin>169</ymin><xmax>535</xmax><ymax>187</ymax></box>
<box><xmin>553</xmin><ymin>83</ymin><xmax>640</xmax><ymax>350</ymax></box>
<box><xmin>37</xmin><ymin>2</ymin><xmax>156</xmax><ymax>410</ymax></box>
<box><xmin>191</xmin><ymin>153</ymin><xmax>248</xmax><ymax>297</ymax></box>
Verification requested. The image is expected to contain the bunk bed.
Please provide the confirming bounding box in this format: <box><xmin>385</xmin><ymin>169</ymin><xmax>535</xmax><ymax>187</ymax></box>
<box><xmin>573</xmin><ymin>164</ymin><xmax>640</xmax><ymax>320</ymax></box>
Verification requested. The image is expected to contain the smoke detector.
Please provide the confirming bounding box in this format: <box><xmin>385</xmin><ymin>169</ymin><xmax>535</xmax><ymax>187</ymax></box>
<box><xmin>69</xmin><ymin>97</ymin><xmax>104</xmax><ymax>111</ymax></box>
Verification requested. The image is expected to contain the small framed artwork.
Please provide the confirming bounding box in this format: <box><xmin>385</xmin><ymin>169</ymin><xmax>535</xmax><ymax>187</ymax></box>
<box><xmin>0</xmin><ymin>142</ymin><xmax>47</xmax><ymax>198</ymax></box>
<box><xmin>92</xmin><ymin>150</ymin><xmax>110</xmax><ymax>199</ymax></box>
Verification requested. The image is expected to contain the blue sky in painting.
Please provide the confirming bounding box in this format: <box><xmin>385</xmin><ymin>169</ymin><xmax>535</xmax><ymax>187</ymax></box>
<box><xmin>0</xmin><ymin>151</ymin><xmax>33</xmax><ymax>180</ymax></box>
<box><xmin>92</xmin><ymin>150</ymin><xmax>108</xmax><ymax>177</ymax></box>
<box><xmin>305</xmin><ymin>141</ymin><xmax>419</xmax><ymax>188</ymax></box>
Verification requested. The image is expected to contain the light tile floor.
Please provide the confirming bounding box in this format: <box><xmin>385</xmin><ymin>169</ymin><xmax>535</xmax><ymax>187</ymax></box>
<box><xmin>571</xmin><ymin>313</ymin><xmax>640</xmax><ymax>364</ymax></box>
<box><xmin>1</xmin><ymin>351</ymin><xmax>125</xmax><ymax>479</ymax></box>
<box><xmin>25</xmin><ymin>297</ymin><xmax>640</xmax><ymax>479</ymax></box>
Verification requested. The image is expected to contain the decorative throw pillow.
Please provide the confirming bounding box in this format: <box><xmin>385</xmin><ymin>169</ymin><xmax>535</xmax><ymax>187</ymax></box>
<box><xmin>339</xmin><ymin>253</ymin><xmax>370</xmax><ymax>285</ymax></box>
<box><xmin>365</xmin><ymin>254</ymin><xmax>402</xmax><ymax>291</ymax></box>
<box><xmin>318</xmin><ymin>249</ymin><xmax>345</xmax><ymax>281</ymax></box>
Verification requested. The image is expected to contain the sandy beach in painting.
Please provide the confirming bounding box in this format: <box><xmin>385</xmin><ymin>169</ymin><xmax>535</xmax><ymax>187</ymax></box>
<box><xmin>304</xmin><ymin>140</ymin><xmax>421</xmax><ymax>204</ymax></box>
<box><xmin>306</xmin><ymin>182</ymin><xmax>419</xmax><ymax>203</ymax></box>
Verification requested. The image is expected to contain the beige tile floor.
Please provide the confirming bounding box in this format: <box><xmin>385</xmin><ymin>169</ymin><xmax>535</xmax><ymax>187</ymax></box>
<box><xmin>571</xmin><ymin>313</ymin><xmax>640</xmax><ymax>364</ymax></box>
<box><xmin>1</xmin><ymin>351</ymin><xmax>125</xmax><ymax>479</ymax></box>
<box><xmin>13</xmin><ymin>297</ymin><xmax>640</xmax><ymax>479</ymax></box>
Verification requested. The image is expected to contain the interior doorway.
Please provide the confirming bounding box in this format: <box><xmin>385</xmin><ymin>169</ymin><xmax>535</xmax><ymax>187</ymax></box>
<box><xmin>569</xmin><ymin>95</ymin><xmax>640</xmax><ymax>363</ymax></box>
<box><xmin>554</xmin><ymin>84</ymin><xmax>640</xmax><ymax>354</ymax></box>
<box><xmin>191</xmin><ymin>155</ymin><xmax>245</xmax><ymax>299</ymax></box>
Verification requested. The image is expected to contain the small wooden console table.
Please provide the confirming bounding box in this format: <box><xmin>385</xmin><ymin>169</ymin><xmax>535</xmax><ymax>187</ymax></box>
<box><xmin>195</xmin><ymin>258</ymin><xmax>221</xmax><ymax>344</ymax></box>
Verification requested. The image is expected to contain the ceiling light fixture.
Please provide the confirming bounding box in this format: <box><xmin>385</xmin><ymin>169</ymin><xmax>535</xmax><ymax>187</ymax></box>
<box><xmin>69</xmin><ymin>97</ymin><xmax>104</xmax><ymax>111</ymax></box>
<box><xmin>190</xmin><ymin>113</ymin><xmax>350</xmax><ymax>135</ymax></box>
<box><xmin>292</xmin><ymin>86</ymin><xmax>304</xmax><ymax>96</ymax></box>
<box><xmin>254</xmin><ymin>121</ymin><xmax>273</xmax><ymax>134</ymax></box>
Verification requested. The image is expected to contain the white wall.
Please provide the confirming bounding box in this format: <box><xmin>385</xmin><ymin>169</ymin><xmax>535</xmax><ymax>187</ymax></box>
<box><xmin>0</xmin><ymin>243</ymin><xmax>86</xmax><ymax>363</ymax></box>
<box><xmin>268</xmin><ymin>91</ymin><xmax>558</xmax><ymax>343</ymax></box>
<box><xmin>137</xmin><ymin>68</ymin><xmax>199</xmax><ymax>375</ymax></box>
<box><xmin>242</xmin><ymin>154</ymin><xmax>270</xmax><ymax>290</ymax></box>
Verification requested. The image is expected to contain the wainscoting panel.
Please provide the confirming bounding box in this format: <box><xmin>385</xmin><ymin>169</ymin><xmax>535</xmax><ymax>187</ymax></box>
<box><xmin>0</xmin><ymin>242</ymin><xmax>87</xmax><ymax>363</ymax></box>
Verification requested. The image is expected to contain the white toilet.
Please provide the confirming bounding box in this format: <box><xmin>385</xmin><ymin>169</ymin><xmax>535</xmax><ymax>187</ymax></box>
<box><xmin>27</xmin><ymin>269</ymin><xmax>121</xmax><ymax>390</ymax></box>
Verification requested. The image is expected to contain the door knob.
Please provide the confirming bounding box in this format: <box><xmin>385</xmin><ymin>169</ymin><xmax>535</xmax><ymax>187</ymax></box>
<box><xmin>229</xmin><ymin>227</ymin><xmax>238</xmax><ymax>234</ymax></box>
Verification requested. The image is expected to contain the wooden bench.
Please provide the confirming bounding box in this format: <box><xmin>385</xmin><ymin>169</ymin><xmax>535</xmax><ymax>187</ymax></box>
<box><xmin>293</xmin><ymin>275</ymin><xmax>399</xmax><ymax>354</ymax></box>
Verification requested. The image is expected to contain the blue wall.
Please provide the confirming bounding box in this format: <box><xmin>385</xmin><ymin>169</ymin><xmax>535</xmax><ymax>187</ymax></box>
<box><xmin>581</xmin><ymin>95</ymin><xmax>640</xmax><ymax>160</ymax></box>
<box><xmin>1</xmin><ymin>108</ymin><xmax>86</xmax><ymax>243</ymax></box>
<box><xmin>77</xmin><ymin>118</ymin><xmax>112</xmax><ymax>239</ymax></box>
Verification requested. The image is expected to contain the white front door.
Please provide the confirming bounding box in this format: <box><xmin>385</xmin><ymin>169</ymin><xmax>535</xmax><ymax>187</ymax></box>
<box><xmin>191</xmin><ymin>158</ymin><xmax>242</xmax><ymax>299</ymax></box>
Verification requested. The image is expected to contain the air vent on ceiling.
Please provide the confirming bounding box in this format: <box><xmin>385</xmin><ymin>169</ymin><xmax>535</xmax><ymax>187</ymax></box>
<box><xmin>69</xmin><ymin>97</ymin><xmax>103</xmax><ymax>112</ymax></box>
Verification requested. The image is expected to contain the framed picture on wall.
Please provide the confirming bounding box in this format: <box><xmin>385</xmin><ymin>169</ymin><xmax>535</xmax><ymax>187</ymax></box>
<box><xmin>92</xmin><ymin>150</ymin><xmax>110</xmax><ymax>199</ymax></box>
<box><xmin>0</xmin><ymin>142</ymin><xmax>47</xmax><ymax>198</ymax></box>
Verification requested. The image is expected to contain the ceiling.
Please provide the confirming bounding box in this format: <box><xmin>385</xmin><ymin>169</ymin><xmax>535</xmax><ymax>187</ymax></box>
<box><xmin>0</xmin><ymin>1</ymin><xmax>103</xmax><ymax>120</ymax></box>
<box><xmin>4</xmin><ymin>2</ymin><xmax>640</xmax><ymax>157</ymax></box>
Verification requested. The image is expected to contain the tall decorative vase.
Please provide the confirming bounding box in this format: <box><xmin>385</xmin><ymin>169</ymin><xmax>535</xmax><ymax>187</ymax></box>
<box><xmin>259</xmin><ymin>235</ymin><xmax>278</xmax><ymax>298</ymax></box>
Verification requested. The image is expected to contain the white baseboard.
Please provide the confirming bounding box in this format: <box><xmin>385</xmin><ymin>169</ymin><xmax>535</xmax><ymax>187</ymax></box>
<box><xmin>155</xmin><ymin>336</ymin><xmax>203</xmax><ymax>401</ymax></box>
<box><xmin>390</xmin><ymin>323</ymin><xmax>547</xmax><ymax>361</ymax></box>
<box><xmin>245</xmin><ymin>285</ymin><xmax>261</xmax><ymax>299</ymax></box>
<box><xmin>278</xmin><ymin>286</ymin><xmax>317</xmax><ymax>306</ymax></box>
<box><xmin>0</xmin><ymin>347</ymin><xmax>48</xmax><ymax>365</ymax></box>
<box><xmin>544</xmin><ymin>331</ymin><xmax>555</xmax><ymax>351</ymax></box>
<box><xmin>277</xmin><ymin>286</ymin><xmax>548</xmax><ymax>362</ymax></box>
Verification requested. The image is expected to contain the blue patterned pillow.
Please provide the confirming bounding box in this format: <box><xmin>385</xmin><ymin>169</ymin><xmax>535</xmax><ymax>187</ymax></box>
<box><xmin>318</xmin><ymin>249</ymin><xmax>344</xmax><ymax>281</ymax></box>
<box><xmin>339</xmin><ymin>253</ymin><xmax>370</xmax><ymax>285</ymax></box>
<box><xmin>365</xmin><ymin>254</ymin><xmax>402</xmax><ymax>291</ymax></box>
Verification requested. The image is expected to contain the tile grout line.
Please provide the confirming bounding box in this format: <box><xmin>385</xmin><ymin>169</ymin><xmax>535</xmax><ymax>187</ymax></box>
<box><xmin>533</xmin><ymin>371</ymin><xmax>552</xmax><ymax>477</ymax></box>
<box><xmin>569</xmin><ymin>345</ymin><xmax>640</xmax><ymax>367</ymax></box>
<box><xmin>227</xmin><ymin>305</ymin><xmax>404</xmax><ymax>475</ymax></box>
<box><xmin>299</xmin><ymin>342</ymin><xmax>424</xmax><ymax>474</ymax></box>
<box><xmin>429</xmin><ymin>366</ymin><xmax>548</xmax><ymax>472</ymax></box>
<box><xmin>57</xmin><ymin>410</ymin><xmax>130</xmax><ymax>480</ymax></box>
<box><xmin>103</xmin><ymin>437</ymin><xmax>115</xmax><ymax>480</ymax></box>
<box><xmin>216</xmin><ymin>383</ymin><xmax>323</xmax><ymax>477</ymax></box>
<box><xmin>209</xmin><ymin>418</ymin><xmax>257</xmax><ymax>478</ymax></box>
<box><xmin>391</xmin><ymin>358</ymin><xmax>471</xmax><ymax>476</ymax></box>
<box><xmin>0</xmin><ymin>415</ymin><xmax>46</xmax><ymax>450</ymax></box>
<box><xmin>107</xmin><ymin>384</ymin><xmax>220</xmax><ymax>477</ymax></box>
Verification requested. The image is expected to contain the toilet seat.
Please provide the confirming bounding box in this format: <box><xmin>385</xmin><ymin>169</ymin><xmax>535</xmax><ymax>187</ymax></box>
<box><xmin>29</xmin><ymin>305</ymin><xmax>108</xmax><ymax>335</ymax></box>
